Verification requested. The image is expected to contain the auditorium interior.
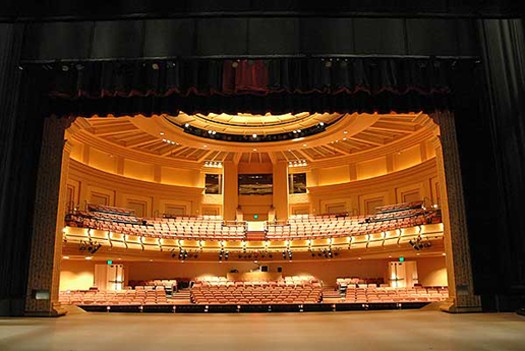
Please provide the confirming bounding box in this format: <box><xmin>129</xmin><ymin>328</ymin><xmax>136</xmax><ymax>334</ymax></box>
<box><xmin>1</xmin><ymin>1</ymin><xmax>524</xmax><ymax>350</ymax></box>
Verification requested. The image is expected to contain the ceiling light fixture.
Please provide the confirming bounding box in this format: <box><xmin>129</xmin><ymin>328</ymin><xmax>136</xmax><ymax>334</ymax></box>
<box><xmin>204</xmin><ymin>161</ymin><xmax>223</xmax><ymax>168</ymax></box>
<box><xmin>288</xmin><ymin>159</ymin><xmax>308</xmax><ymax>167</ymax></box>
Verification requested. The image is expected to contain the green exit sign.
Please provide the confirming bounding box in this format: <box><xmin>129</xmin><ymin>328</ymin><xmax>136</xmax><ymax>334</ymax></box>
<box><xmin>399</xmin><ymin>257</ymin><xmax>405</xmax><ymax>262</ymax></box>
<box><xmin>253</xmin><ymin>214</ymin><xmax>259</xmax><ymax>219</ymax></box>
<box><xmin>107</xmin><ymin>260</ymin><xmax>113</xmax><ymax>265</ymax></box>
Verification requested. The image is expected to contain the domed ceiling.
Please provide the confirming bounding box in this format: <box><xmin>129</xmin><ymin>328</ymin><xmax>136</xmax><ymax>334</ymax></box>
<box><xmin>68</xmin><ymin>112</ymin><xmax>434</xmax><ymax>167</ymax></box>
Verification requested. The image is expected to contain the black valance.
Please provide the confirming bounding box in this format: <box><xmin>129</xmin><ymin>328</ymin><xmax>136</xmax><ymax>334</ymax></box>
<box><xmin>26</xmin><ymin>57</ymin><xmax>480</xmax><ymax>116</ymax></box>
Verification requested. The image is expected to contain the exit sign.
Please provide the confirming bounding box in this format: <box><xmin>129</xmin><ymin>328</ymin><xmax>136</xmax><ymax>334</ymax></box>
<box><xmin>399</xmin><ymin>257</ymin><xmax>405</xmax><ymax>262</ymax></box>
<box><xmin>107</xmin><ymin>260</ymin><xmax>113</xmax><ymax>265</ymax></box>
<box><xmin>253</xmin><ymin>214</ymin><xmax>259</xmax><ymax>219</ymax></box>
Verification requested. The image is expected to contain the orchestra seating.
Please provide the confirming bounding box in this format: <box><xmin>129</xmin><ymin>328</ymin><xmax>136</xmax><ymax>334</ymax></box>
<box><xmin>190</xmin><ymin>276</ymin><xmax>323</xmax><ymax>305</ymax></box>
<box><xmin>267</xmin><ymin>201</ymin><xmax>439</xmax><ymax>240</ymax></box>
<box><xmin>333</xmin><ymin>277</ymin><xmax>448</xmax><ymax>302</ymax></box>
<box><xmin>343</xmin><ymin>286</ymin><xmax>449</xmax><ymax>303</ymax></box>
<box><xmin>58</xmin><ymin>285</ymin><xmax>447</xmax><ymax>307</ymax></box>
<box><xmin>59</xmin><ymin>286</ymin><xmax>168</xmax><ymax>306</ymax></box>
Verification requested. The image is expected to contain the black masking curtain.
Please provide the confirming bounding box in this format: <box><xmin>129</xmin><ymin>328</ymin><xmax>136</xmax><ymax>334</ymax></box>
<box><xmin>472</xmin><ymin>19</ymin><xmax>525</xmax><ymax>299</ymax></box>
<box><xmin>0</xmin><ymin>24</ymin><xmax>47</xmax><ymax>315</ymax></box>
<box><xmin>25</xmin><ymin>57</ymin><xmax>479</xmax><ymax>117</ymax></box>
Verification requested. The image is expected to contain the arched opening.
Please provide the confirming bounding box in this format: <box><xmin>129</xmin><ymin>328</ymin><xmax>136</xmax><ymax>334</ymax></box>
<box><xmin>18</xmin><ymin>57</ymin><xmax>482</xmax><ymax>315</ymax></box>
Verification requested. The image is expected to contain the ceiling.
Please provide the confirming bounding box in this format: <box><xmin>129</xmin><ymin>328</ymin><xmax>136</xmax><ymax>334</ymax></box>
<box><xmin>68</xmin><ymin>112</ymin><xmax>434</xmax><ymax>167</ymax></box>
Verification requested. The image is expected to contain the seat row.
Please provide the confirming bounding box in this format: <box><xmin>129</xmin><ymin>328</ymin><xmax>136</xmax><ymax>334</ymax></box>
<box><xmin>266</xmin><ymin>213</ymin><xmax>435</xmax><ymax>240</ymax></box>
<box><xmin>87</xmin><ymin>203</ymin><xmax>135</xmax><ymax>216</ymax></box>
<box><xmin>374</xmin><ymin>201</ymin><xmax>424</xmax><ymax>214</ymax></box>
<box><xmin>128</xmin><ymin>279</ymin><xmax>178</xmax><ymax>289</ymax></box>
<box><xmin>59</xmin><ymin>288</ymin><xmax>168</xmax><ymax>306</ymax></box>
<box><xmin>66</xmin><ymin>212</ymin><xmax>247</xmax><ymax>240</ymax></box>
<box><xmin>191</xmin><ymin>284</ymin><xmax>322</xmax><ymax>305</ymax></box>
<box><xmin>342</xmin><ymin>286</ymin><xmax>448</xmax><ymax>303</ymax></box>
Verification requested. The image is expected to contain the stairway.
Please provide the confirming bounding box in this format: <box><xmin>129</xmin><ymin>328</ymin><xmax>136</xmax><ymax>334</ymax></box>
<box><xmin>170</xmin><ymin>288</ymin><xmax>192</xmax><ymax>304</ymax></box>
<box><xmin>322</xmin><ymin>287</ymin><xmax>344</xmax><ymax>303</ymax></box>
<box><xmin>246</xmin><ymin>231</ymin><xmax>266</xmax><ymax>241</ymax></box>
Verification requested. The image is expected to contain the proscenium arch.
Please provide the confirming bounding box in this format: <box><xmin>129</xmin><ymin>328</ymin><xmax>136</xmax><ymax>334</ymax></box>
<box><xmin>17</xmin><ymin>56</ymin><xmax>483</xmax><ymax>316</ymax></box>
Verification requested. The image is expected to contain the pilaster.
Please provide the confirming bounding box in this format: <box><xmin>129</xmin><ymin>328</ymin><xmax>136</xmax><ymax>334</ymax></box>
<box><xmin>25</xmin><ymin>116</ymin><xmax>74</xmax><ymax>317</ymax></box>
<box><xmin>432</xmin><ymin>112</ymin><xmax>481</xmax><ymax>313</ymax></box>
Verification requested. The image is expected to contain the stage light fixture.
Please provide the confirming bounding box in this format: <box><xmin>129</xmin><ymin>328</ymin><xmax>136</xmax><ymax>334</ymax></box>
<box><xmin>408</xmin><ymin>235</ymin><xmax>432</xmax><ymax>251</ymax></box>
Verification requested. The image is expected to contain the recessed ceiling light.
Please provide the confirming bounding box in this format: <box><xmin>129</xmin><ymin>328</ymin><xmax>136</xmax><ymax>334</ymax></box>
<box><xmin>343</xmin><ymin>131</ymin><xmax>348</xmax><ymax>135</ymax></box>
<box><xmin>62</xmin><ymin>256</ymin><xmax>70</xmax><ymax>260</ymax></box>
<box><xmin>85</xmin><ymin>256</ymin><xmax>93</xmax><ymax>260</ymax></box>
<box><xmin>303</xmin><ymin>144</ymin><xmax>307</xmax><ymax>147</ymax></box>
<box><xmin>160</xmin><ymin>132</ymin><xmax>164</xmax><ymax>136</ymax></box>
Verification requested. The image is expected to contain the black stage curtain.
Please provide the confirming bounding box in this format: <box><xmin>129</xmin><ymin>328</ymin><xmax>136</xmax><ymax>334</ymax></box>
<box><xmin>32</xmin><ymin>58</ymin><xmax>476</xmax><ymax>117</ymax></box>
<box><xmin>0</xmin><ymin>24</ymin><xmax>46</xmax><ymax>315</ymax></box>
<box><xmin>473</xmin><ymin>19</ymin><xmax>525</xmax><ymax>307</ymax></box>
<box><xmin>2</xmin><ymin>0</ymin><xmax>524</xmax><ymax>20</ymax></box>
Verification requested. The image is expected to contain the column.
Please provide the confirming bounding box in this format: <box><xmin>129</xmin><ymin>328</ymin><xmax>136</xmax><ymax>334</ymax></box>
<box><xmin>222</xmin><ymin>161</ymin><xmax>238</xmax><ymax>221</ymax></box>
<box><xmin>432</xmin><ymin>112</ymin><xmax>481</xmax><ymax>313</ymax></box>
<box><xmin>273</xmin><ymin>161</ymin><xmax>289</xmax><ymax>221</ymax></box>
<box><xmin>25</xmin><ymin>116</ymin><xmax>74</xmax><ymax>316</ymax></box>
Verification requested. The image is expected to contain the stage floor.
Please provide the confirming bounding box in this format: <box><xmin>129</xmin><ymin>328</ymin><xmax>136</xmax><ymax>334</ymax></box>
<box><xmin>1</xmin><ymin>310</ymin><xmax>525</xmax><ymax>351</ymax></box>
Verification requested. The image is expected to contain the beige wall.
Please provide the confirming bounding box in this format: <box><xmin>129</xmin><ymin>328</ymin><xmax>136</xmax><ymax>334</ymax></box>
<box><xmin>67</xmin><ymin>148</ymin><xmax>438</xmax><ymax>220</ymax></box>
<box><xmin>126</xmin><ymin>260</ymin><xmax>389</xmax><ymax>286</ymax></box>
<box><xmin>417</xmin><ymin>256</ymin><xmax>448</xmax><ymax>287</ymax></box>
<box><xmin>59</xmin><ymin>260</ymin><xmax>96</xmax><ymax>291</ymax></box>
<box><xmin>307</xmin><ymin>159</ymin><xmax>438</xmax><ymax>215</ymax></box>
<box><xmin>67</xmin><ymin>160</ymin><xmax>203</xmax><ymax>217</ymax></box>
